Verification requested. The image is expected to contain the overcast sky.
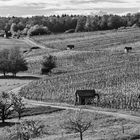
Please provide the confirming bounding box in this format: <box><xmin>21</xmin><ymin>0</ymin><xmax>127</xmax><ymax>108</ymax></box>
<box><xmin>0</xmin><ymin>0</ymin><xmax>140</xmax><ymax>17</ymax></box>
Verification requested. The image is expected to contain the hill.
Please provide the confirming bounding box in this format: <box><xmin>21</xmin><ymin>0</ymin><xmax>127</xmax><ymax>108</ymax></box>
<box><xmin>21</xmin><ymin>28</ymin><xmax>140</xmax><ymax>105</ymax></box>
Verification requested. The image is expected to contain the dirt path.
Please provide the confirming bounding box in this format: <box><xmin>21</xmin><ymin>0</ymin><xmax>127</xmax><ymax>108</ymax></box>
<box><xmin>23</xmin><ymin>37</ymin><xmax>46</xmax><ymax>49</ymax></box>
<box><xmin>24</xmin><ymin>99</ymin><xmax>140</xmax><ymax>122</ymax></box>
<box><xmin>23</xmin><ymin>37</ymin><xmax>58</xmax><ymax>51</ymax></box>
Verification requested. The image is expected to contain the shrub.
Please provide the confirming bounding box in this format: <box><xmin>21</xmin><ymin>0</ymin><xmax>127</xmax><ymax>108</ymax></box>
<box><xmin>27</xmin><ymin>25</ymin><xmax>50</xmax><ymax>36</ymax></box>
<box><xmin>41</xmin><ymin>55</ymin><xmax>57</xmax><ymax>75</ymax></box>
<box><xmin>6</xmin><ymin>120</ymin><xmax>46</xmax><ymax>140</ymax></box>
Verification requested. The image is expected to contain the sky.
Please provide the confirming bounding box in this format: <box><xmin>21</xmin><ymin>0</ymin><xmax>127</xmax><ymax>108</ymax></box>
<box><xmin>0</xmin><ymin>0</ymin><xmax>140</xmax><ymax>17</ymax></box>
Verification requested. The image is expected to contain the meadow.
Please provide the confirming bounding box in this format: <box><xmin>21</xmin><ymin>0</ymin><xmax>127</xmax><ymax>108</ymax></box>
<box><xmin>1</xmin><ymin>109</ymin><xmax>140</xmax><ymax>140</ymax></box>
<box><xmin>32</xmin><ymin>28</ymin><xmax>140</xmax><ymax>51</ymax></box>
<box><xmin>0</xmin><ymin>38</ymin><xmax>32</xmax><ymax>51</ymax></box>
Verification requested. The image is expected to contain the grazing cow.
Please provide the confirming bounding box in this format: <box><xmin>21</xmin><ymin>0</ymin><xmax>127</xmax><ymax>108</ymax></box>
<box><xmin>67</xmin><ymin>45</ymin><xmax>74</xmax><ymax>50</ymax></box>
<box><xmin>124</xmin><ymin>47</ymin><xmax>132</xmax><ymax>53</ymax></box>
<box><xmin>75</xmin><ymin>89</ymin><xmax>100</xmax><ymax>105</ymax></box>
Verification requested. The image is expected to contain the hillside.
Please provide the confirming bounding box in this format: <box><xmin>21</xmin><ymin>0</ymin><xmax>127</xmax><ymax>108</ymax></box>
<box><xmin>21</xmin><ymin>28</ymin><xmax>140</xmax><ymax>105</ymax></box>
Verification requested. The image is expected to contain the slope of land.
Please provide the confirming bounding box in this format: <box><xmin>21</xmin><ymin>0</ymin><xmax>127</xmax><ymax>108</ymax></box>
<box><xmin>1</xmin><ymin>29</ymin><xmax>140</xmax><ymax>139</ymax></box>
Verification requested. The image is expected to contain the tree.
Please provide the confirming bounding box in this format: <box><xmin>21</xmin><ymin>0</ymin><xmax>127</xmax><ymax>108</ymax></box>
<box><xmin>9</xmin><ymin>47</ymin><xmax>28</xmax><ymax>77</ymax></box>
<box><xmin>107</xmin><ymin>15</ymin><xmax>123</xmax><ymax>29</ymax></box>
<box><xmin>11</xmin><ymin>93</ymin><xmax>25</xmax><ymax>120</ymax></box>
<box><xmin>27</xmin><ymin>25</ymin><xmax>50</xmax><ymax>36</ymax></box>
<box><xmin>0</xmin><ymin>49</ymin><xmax>10</xmax><ymax>77</ymax></box>
<box><xmin>63</xmin><ymin>110</ymin><xmax>92</xmax><ymax>140</ymax></box>
<box><xmin>41</xmin><ymin>55</ymin><xmax>57</xmax><ymax>75</ymax></box>
<box><xmin>75</xmin><ymin>16</ymin><xmax>87</xmax><ymax>32</ymax></box>
<box><xmin>0</xmin><ymin>92</ymin><xmax>13</xmax><ymax>123</ymax></box>
<box><xmin>10</xmin><ymin>23</ymin><xmax>18</xmax><ymax>36</ymax></box>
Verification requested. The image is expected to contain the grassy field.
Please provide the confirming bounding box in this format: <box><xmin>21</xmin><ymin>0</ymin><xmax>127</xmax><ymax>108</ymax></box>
<box><xmin>26</xmin><ymin>28</ymin><xmax>140</xmax><ymax>74</ymax></box>
<box><xmin>1</xmin><ymin>109</ymin><xmax>140</xmax><ymax>140</ymax></box>
<box><xmin>0</xmin><ymin>105</ymin><xmax>63</xmax><ymax>139</ymax></box>
<box><xmin>0</xmin><ymin>38</ymin><xmax>32</xmax><ymax>51</ymax></box>
<box><xmin>32</xmin><ymin>28</ymin><xmax>140</xmax><ymax>51</ymax></box>
<box><xmin>0</xmin><ymin>73</ymin><xmax>41</xmax><ymax>92</ymax></box>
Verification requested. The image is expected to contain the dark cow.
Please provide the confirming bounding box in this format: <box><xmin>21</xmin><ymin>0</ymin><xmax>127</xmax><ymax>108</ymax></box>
<box><xmin>124</xmin><ymin>47</ymin><xmax>132</xmax><ymax>53</ymax></box>
<box><xmin>75</xmin><ymin>89</ymin><xmax>100</xmax><ymax>105</ymax></box>
<box><xmin>67</xmin><ymin>45</ymin><xmax>74</xmax><ymax>50</ymax></box>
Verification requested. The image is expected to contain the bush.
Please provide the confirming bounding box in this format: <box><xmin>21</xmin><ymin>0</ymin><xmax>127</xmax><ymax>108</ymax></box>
<box><xmin>41</xmin><ymin>55</ymin><xmax>57</xmax><ymax>75</ymax></box>
<box><xmin>6</xmin><ymin>120</ymin><xmax>46</xmax><ymax>140</ymax></box>
<box><xmin>27</xmin><ymin>25</ymin><xmax>50</xmax><ymax>36</ymax></box>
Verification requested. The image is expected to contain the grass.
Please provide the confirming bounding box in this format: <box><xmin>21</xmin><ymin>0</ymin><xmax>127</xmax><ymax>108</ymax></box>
<box><xmin>9</xmin><ymin>106</ymin><xmax>63</xmax><ymax>119</ymax></box>
<box><xmin>0</xmin><ymin>73</ymin><xmax>41</xmax><ymax>92</ymax></box>
<box><xmin>0</xmin><ymin>105</ymin><xmax>63</xmax><ymax>140</ymax></box>
<box><xmin>32</xmin><ymin>28</ymin><xmax>140</xmax><ymax>51</ymax></box>
<box><xmin>0</xmin><ymin>37</ymin><xmax>31</xmax><ymax>51</ymax></box>
<box><xmin>7</xmin><ymin>109</ymin><xmax>140</xmax><ymax>140</ymax></box>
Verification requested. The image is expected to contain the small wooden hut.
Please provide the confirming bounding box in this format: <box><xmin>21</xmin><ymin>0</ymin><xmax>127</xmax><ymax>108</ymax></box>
<box><xmin>75</xmin><ymin>89</ymin><xmax>99</xmax><ymax>105</ymax></box>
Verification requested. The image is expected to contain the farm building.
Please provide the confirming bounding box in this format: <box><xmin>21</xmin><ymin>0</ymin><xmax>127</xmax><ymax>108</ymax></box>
<box><xmin>67</xmin><ymin>45</ymin><xmax>74</xmax><ymax>50</ymax></box>
<box><xmin>75</xmin><ymin>89</ymin><xmax>99</xmax><ymax>105</ymax></box>
<box><xmin>124</xmin><ymin>47</ymin><xmax>132</xmax><ymax>53</ymax></box>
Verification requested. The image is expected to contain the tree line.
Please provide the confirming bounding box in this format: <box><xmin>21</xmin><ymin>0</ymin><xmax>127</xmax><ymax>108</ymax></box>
<box><xmin>0</xmin><ymin>13</ymin><xmax>140</xmax><ymax>36</ymax></box>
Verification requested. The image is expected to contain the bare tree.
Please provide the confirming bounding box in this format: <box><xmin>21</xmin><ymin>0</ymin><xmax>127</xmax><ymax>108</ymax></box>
<box><xmin>11</xmin><ymin>93</ymin><xmax>25</xmax><ymax>120</ymax></box>
<box><xmin>63</xmin><ymin>110</ymin><xmax>92</xmax><ymax>140</ymax></box>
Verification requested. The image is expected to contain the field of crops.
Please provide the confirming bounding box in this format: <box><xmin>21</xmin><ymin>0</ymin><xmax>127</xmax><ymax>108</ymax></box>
<box><xmin>7</xmin><ymin>28</ymin><xmax>138</xmax><ymax>111</ymax></box>
<box><xmin>21</xmin><ymin>49</ymin><xmax>140</xmax><ymax>108</ymax></box>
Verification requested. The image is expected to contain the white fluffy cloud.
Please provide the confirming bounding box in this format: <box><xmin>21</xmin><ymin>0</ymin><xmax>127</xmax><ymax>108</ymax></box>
<box><xmin>0</xmin><ymin>0</ymin><xmax>140</xmax><ymax>16</ymax></box>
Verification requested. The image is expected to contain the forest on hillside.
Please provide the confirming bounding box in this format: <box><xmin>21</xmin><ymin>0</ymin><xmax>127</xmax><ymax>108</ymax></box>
<box><xmin>0</xmin><ymin>12</ymin><xmax>140</xmax><ymax>37</ymax></box>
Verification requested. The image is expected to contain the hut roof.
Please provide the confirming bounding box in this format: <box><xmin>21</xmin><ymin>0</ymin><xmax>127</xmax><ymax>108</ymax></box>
<box><xmin>75</xmin><ymin>90</ymin><xmax>96</xmax><ymax>97</ymax></box>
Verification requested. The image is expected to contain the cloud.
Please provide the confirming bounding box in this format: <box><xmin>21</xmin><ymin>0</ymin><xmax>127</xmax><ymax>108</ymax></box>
<box><xmin>68</xmin><ymin>0</ymin><xmax>127</xmax><ymax>4</ymax></box>
<box><xmin>0</xmin><ymin>0</ymin><xmax>140</xmax><ymax>16</ymax></box>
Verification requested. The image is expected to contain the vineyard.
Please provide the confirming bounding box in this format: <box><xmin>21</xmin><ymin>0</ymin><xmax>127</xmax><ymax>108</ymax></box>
<box><xmin>21</xmin><ymin>49</ymin><xmax>140</xmax><ymax>110</ymax></box>
<box><xmin>17</xmin><ymin>28</ymin><xmax>140</xmax><ymax>111</ymax></box>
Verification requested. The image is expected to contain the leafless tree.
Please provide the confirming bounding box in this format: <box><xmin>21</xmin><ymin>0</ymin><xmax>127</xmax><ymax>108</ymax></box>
<box><xmin>63</xmin><ymin>110</ymin><xmax>92</xmax><ymax>140</ymax></box>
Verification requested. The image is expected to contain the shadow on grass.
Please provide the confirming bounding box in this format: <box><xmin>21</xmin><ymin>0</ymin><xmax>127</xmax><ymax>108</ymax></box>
<box><xmin>9</xmin><ymin>106</ymin><xmax>64</xmax><ymax>119</ymax></box>
<box><xmin>0</xmin><ymin>122</ymin><xmax>19</xmax><ymax>128</ymax></box>
<box><xmin>0</xmin><ymin>75</ymin><xmax>41</xmax><ymax>80</ymax></box>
